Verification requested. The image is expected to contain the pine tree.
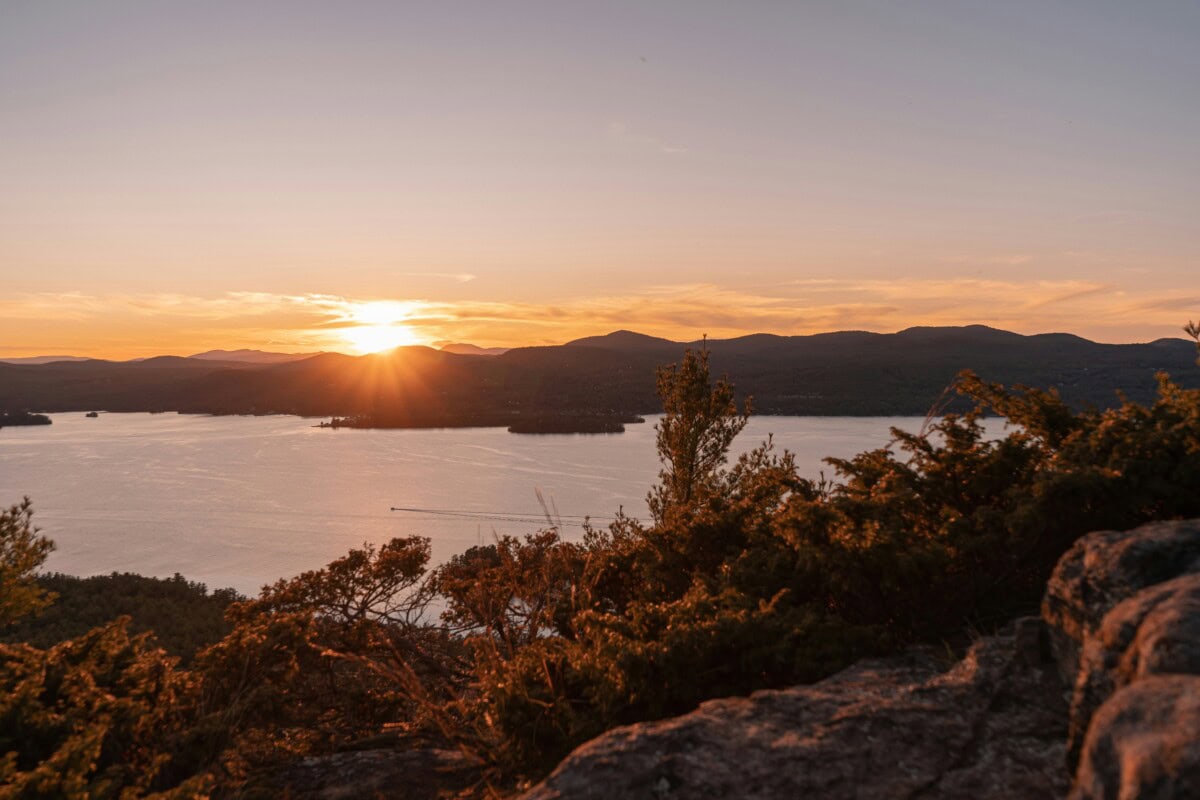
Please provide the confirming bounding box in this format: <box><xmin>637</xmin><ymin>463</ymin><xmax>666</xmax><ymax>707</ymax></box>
<box><xmin>647</xmin><ymin>345</ymin><xmax>749</xmax><ymax>522</ymax></box>
<box><xmin>0</xmin><ymin>498</ymin><xmax>54</xmax><ymax>627</ymax></box>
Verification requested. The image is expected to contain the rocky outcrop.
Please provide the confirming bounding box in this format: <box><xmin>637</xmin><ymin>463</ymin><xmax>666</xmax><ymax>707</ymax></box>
<box><xmin>1067</xmin><ymin>573</ymin><xmax>1200</xmax><ymax>767</ymax></box>
<box><xmin>1042</xmin><ymin>519</ymin><xmax>1200</xmax><ymax>690</ymax></box>
<box><xmin>1069</xmin><ymin>676</ymin><xmax>1200</xmax><ymax>800</ymax></box>
<box><xmin>1041</xmin><ymin>519</ymin><xmax>1200</xmax><ymax>798</ymax></box>
<box><xmin>526</xmin><ymin>619</ymin><xmax>1069</xmax><ymax>800</ymax></box>
<box><xmin>527</xmin><ymin>519</ymin><xmax>1200</xmax><ymax>800</ymax></box>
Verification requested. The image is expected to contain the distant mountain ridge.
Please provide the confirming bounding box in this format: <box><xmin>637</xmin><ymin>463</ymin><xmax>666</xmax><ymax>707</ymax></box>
<box><xmin>565</xmin><ymin>330</ymin><xmax>679</xmax><ymax>351</ymax></box>
<box><xmin>187</xmin><ymin>349</ymin><xmax>324</xmax><ymax>364</ymax></box>
<box><xmin>0</xmin><ymin>350</ymin><xmax>322</xmax><ymax>366</ymax></box>
<box><xmin>437</xmin><ymin>342</ymin><xmax>510</xmax><ymax>356</ymax></box>
<box><xmin>1</xmin><ymin>326</ymin><xmax>1196</xmax><ymax>424</ymax></box>
<box><xmin>0</xmin><ymin>355</ymin><xmax>92</xmax><ymax>365</ymax></box>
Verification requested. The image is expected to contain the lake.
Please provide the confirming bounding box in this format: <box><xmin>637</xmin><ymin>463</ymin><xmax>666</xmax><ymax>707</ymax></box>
<box><xmin>0</xmin><ymin>413</ymin><xmax>1001</xmax><ymax>595</ymax></box>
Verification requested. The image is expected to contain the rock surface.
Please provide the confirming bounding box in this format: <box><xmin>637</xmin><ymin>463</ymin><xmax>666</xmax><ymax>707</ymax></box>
<box><xmin>1040</xmin><ymin>518</ymin><xmax>1200</xmax><ymax>796</ymax></box>
<box><xmin>525</xmin><ymin>619</ymin><xmax>1069</xmax><ymax>800</ymax></box>
<box><xmin>1042</xmin><ymin>519</ymin><xmax>1200</xmax><ymax>688</ymax></box>
<box><xmin>1070</xmin><ymin>675</ymin><xmax>1200</xmax><ymax>800</ymax></box>
<box><xmin>244</xmin><ymin>748</ymin><xmax>479</xmax><ymax>800</ymax></box>
<box><xmin>1068</xmin><ymin>573</ymin><xmax>1200</xmax><ymax>766</ymax></box>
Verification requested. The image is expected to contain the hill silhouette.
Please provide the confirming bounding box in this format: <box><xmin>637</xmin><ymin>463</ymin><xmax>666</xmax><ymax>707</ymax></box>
<box><xmin>0</xmin><ymin>355</ymin><xmax>91</xmax><ymax>365</ymax></box>
<box><xmin>187</xmin><ymin>349</ymin><xmax>323</xmax><ymax>364</ymax></box>
<box><xmin>1</xmin><ymin>326</ymin><xmax>1196</xmax><ymax>424</ymax></box>
<box><xmin>438</xmin><ymin>342</ymin><xmax>510</xmax><ymax>356</ymax></box>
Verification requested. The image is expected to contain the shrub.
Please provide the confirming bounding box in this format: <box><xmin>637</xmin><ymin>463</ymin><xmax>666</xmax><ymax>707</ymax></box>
<box><xmin>0</xmin><ymin>620</ymin><xmax>205</xmax><ymax>798</ymax></box>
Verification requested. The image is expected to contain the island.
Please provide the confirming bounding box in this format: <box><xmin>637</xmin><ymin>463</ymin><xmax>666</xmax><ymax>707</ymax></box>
<box><xmin>319</xmin><ymin>412</ymin><xmax>644</xmax><ymax>434</ymax></box>
<box><xmin>0</xmin><ymin>411</ymin><xmax>52</xmax><ymax>429</ymax></box>
<box><xmin>507</xmin><ymin>414</ymin><xmax>644</xmax><ymax>434</ymax></box>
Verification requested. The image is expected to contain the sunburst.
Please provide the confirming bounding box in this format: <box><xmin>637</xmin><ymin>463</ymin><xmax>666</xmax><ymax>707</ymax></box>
<box><xmin>340</xmin><ymin>323</ymin><xmax>421</xmax><ymax>354</ymax></box>
<box><xmin>330</xmin><ymin>301</ymin><xmax>425</xmax><ymax>353</ymax></box>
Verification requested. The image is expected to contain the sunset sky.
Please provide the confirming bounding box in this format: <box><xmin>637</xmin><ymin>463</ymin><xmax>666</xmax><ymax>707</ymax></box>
<box><xmin>2</xmin><ymin>1</ymin><xmax>1198</xmax><ymax>358</ymax></box>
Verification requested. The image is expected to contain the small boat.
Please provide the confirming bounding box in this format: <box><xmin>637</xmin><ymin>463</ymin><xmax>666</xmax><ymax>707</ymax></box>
<box><xmin>86</xmin><ymin>411</ymin><xmax>99</xmax><ymax>418</ymax></box>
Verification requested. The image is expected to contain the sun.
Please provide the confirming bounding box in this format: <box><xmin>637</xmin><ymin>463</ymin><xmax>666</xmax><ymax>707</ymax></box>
<box><xmin>330</xmin><ymin>300</ymin><xmax>425</xmax><ymax>354</ymax></box>
<box><xmin>340</xmin><ymin>323</ymin><xmax>421</xmax><ymax>354</ymax></box>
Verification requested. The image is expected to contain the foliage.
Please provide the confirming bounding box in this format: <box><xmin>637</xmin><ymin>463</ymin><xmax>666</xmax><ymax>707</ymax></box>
<box><xmin>245</xmin><ymin>537</ymin><xmax>433</xmax><ymax>628</ymax></box>
<box><xmin>648</xmin><ymin>347</ymin><xmax>748</xmax><ymax>521</ymax></box>
<box><xmin>186</xmin><ymin>536</ymin><xmax>468</xmax><ymax>783</ymax></box>
<box><xmin>0</xmin><ymin>538</ymin><xmax>465</xmax><ymax>796</ymax></box>
<box><xmin>433</xmin><ymin>531</ymin><xmax>587</xmax><ymax>654</ymax></box>
<box><xmin>1</xmin><ymin>573</ymin><xmax>239</xmax><ymax>664</ymax></box>
<box><xmin>0</xmin><ymin>620</ymin><xmax>206</xmax><ymax>798</ymax></box>
<box><xmin>0</xmin><ymin>499</ymin><xmax>54</xmax><ymax>629</ymax></box>
<box><xmin>797</xmin><ymin>372</ymin><xmax>1200</xmax><ymax>639</ymax></box>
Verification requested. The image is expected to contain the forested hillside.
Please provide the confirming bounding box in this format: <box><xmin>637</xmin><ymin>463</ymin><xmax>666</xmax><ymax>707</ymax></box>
<box><xmin>1</xmin><ymin>326</ymin><xmax>1196</xmax><ymax>423</ymax></box>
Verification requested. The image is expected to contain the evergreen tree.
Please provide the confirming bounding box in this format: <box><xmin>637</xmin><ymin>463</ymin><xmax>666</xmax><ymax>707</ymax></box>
<box><xmin>0</xmin><ymin>499</ymin><xmax>54</xmax><ymax>628</ymax></box>
<box><xmin>648</xmin><ymin>345</ymin><xmax>748</xmax><ymax>522</ymax></box>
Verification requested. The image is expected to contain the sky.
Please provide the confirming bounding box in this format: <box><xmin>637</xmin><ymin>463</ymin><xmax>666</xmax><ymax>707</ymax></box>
<box><xmin>2</xmin><ymin>0</ymin><xmax>1198</xmax><ymax>358</ymax></box>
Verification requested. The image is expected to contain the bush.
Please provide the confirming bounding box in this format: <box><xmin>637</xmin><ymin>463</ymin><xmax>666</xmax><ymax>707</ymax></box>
<box><xmin>0</xmin><ymin>620</ymin><xmax>205</xmax><ymax>798</ymax></box>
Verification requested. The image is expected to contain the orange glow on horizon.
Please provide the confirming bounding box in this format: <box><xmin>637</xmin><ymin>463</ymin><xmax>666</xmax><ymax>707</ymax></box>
<box><xmin>1</xmin><ymin>281</ymin><xmax>1195</xmax><ymax>361</ymax></box>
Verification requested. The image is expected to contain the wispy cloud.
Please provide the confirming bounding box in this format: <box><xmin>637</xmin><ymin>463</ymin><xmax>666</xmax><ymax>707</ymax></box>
<box><xmin>400</xmin><ymin>279</ymin><xmax>1197</xmax><ymax>345</ymax></box>
<box><xmin>1</xmin><ymin>278</ymin><xmax>1196</xmax><ymax>358</ymax></box>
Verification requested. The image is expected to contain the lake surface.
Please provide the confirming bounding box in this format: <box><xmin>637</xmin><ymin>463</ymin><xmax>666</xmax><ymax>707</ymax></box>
<box><xmin>0</xmin><ymin>413</ymin><xmax>1004</xmax><ymax>595</ymax></box>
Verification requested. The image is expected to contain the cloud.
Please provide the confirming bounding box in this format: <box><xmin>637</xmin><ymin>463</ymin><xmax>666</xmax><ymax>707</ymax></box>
<box><xmin>412</xmin><ymin>278</ymin><xmax>1194</xmax><ymax>345</ymax></box>
<box><xmin>0</xmin><ymin>291</ymin><xmax>309</xmax><ymax>322</ymax></box>
<box><xmin>0</xmin><ymin>292</ymin><xmax>105</xmax><ymax>321</ymax></box>
<box><xmin>2</xmin><ymin>277</ymin><xmax>1196</xmax><ymax>358</ymax></box>
<box><xmin>356</xmin><ymin>279</ymin><xmax>1183</xmax><ymax>345</ymax></box>
<box><xmin>1021</xmin><ymin>283</ymin><xmax>1115</xmax><ymax>310</ymax></box>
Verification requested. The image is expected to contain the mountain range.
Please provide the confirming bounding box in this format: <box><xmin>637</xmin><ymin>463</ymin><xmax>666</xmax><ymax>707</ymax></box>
<box><xmin>1</xmin><ymin>326</ymin><xmax>1196</xmax><ymax>426</ymax></box>
<box><xmin>185</xmin><ymin>349</ymin><xmax>326</xmax><ymax>364</ymax></box>
<box><xmin>0</xmin><ymin>344</ymin><xmax>501</xmax><ymax>365</ymax></box>
<box><xmin>0</xmin><ymin>355</ymin><xmax>93</xmax><ymax>365</ymax></box>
